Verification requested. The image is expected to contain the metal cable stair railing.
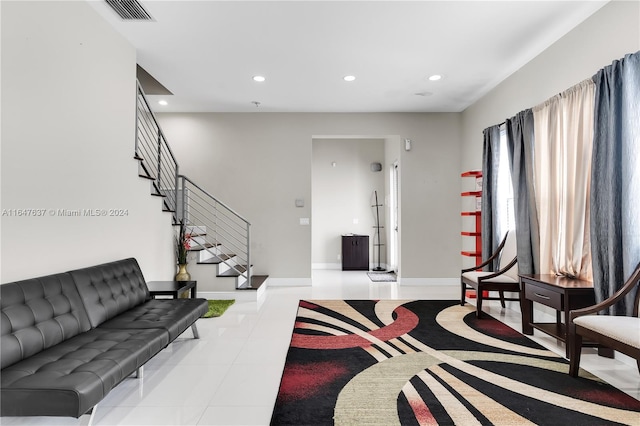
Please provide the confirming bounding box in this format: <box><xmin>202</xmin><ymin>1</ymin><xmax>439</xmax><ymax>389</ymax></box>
<box><xmin>135</xmin><ymin>82</ymin><xmax>179</xmax><ymax>221</ymax></box>
<box><xmin>134</xmin><ymin>82</ymin><xmax>253</xmax><ymax>289</ymax></box>
<box><xmin>178</xmin><ymin>175</ymin><xmax>252</xmax><ymax>288</ymax></box>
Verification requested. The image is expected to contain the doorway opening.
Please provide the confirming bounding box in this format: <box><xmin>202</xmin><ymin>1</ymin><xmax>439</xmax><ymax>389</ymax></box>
<box><xmin>388</xmin><ymin>161</ymin><xmax>399</xmax><ymax>272</ymax></box>
<box><xmin>311</xmin><ymin>136</ymin><xmax>402</xmax><ymax>279</ymax></box>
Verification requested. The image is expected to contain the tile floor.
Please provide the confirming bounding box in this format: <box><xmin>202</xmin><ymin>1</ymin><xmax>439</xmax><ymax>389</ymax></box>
<box><xmin>2</xmin><ymin>270</ymin><xmax>638</xmax><ymax>425</ymax></box>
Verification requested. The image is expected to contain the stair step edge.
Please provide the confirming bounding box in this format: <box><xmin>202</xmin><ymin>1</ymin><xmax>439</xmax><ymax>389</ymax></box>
<box><xmin>188</xmin><ymin>243</ymin><xmax>215</xmax><ymax>251</ymax></box>
<box><xmin>197</xmin><ymin>254</ymin><xmax>235</xmax><ymax>264</ymax></box>
<box><xmin>237</xmin><ymin>275</ymin><xmax>268</xmax><ymax>290</ymax></box>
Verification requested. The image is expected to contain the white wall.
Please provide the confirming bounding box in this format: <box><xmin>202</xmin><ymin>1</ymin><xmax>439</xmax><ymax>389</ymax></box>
<box><xmin>461</xmin><ymin>0</ymin><xmax>640</xmax><ymax>174</ymax></box>
<box><xmin>459</xmin><ymin>0</ymin><xmax>640</xmax><ymax>269</ymax></box>
<box><xmin>1</xmin><ymin>1</ymin><xmax>176</xmax><ymax>283</ymax></box>
<box><xmin>312</xmin><ymin>138</ymin><xmax>385</xmax><ymax>269</ymax></box>
<box><xmin>157</xmin><ymin>112</ymin><xmax>462</xmax><ymax>283</ymax></box>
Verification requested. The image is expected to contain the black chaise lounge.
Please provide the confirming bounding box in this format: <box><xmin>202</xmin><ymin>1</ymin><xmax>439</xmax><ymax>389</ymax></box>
<box><xmin>0</xmin><ymin>258</ymin><xmax>208</xmax><ymax>421</ymax></box>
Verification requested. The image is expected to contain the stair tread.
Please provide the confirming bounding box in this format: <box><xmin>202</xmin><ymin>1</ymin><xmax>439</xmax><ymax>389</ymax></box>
<box><xmin>186</xmin><ymin>233</ymin><xmax>208</xmax><ymax>239</ymax></box>
<box><xmin>217</xmin><ymin>265</ymin><xmax>248</xmax><ymax>277</ymax></box>
<box><xmin>197</xmin><ymin>254</ymin><xmax>235</xmax><ymax>264</ymax></box>
<box><xmin>138</xmin><ymin>161</ymin><xmax>155</xmax><ymax>181</ymax></box>
<box><xmin>238</xmin><ymin>275</ymin><xmax>268</xmax><ymax>290</ymax></box>
<box><xmin>188</xmin><ymin>243</ymin><xmax>215</xmax><ymax>251</ymax></box>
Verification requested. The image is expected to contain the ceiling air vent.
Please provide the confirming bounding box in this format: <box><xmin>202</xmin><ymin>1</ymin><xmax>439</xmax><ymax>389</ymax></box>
<box><xmin>105</xmin><ymin>0</ymin><xmax>154</xmax><ymax>21</ymax></box>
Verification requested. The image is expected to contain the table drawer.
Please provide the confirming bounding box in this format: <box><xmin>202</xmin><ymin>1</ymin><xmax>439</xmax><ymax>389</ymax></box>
<box><xmin>525</xmin><ymin>285</ymin><xmax>562</xmax><ymax>309</ymax></box>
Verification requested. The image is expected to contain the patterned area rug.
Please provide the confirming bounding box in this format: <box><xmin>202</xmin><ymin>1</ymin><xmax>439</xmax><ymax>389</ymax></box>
<box><xmin>367</xmin><ymin>271</ymin><xmax>397</xmax><ymax>282</ymax></box>
<box><xmin>271</xmin><ymin>300</ymin><xmax>640</xmax><ymax>425</ymax></box>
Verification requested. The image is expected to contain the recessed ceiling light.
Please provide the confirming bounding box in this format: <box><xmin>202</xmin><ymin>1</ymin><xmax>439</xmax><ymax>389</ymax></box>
<box><xmin>253</xmin><ymin>75</ymin><xmax>266</xmax><ymax>82</ymax></box>
<box><xmin>428</xmin><ymin>74</ymin><xmax>442</xmax><ymax>81</ymax></box>
<box><xmin>343</xmin><ymin>75</ymin><xmax>356</xmax><ymax>82</ymax></box>
<box><xmin>158</xmin><ymin>100</ymin><xmax>168</xmax><ymax>106</ymax></box>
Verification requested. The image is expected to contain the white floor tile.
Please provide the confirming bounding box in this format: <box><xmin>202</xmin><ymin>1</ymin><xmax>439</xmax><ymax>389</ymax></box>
<box><xmin>93</xmin><ymin>405</ymin><xmax>206</xmax><ymax>426</ymax></box>
<box><xmin>197</xmin><ymin>405</ymin><xmax>274</xmax><ymax>426</ymax></box>
<box><xmin>209</xmin><ymin>363</ymin><xmax>284</xmax><ymax>408</ymax></box>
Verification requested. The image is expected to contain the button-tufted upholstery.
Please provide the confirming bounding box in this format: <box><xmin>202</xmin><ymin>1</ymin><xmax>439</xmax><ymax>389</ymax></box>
<box><xmin>100</xmin><ymin>298</ymin><xmax>209</xmax><ymax>340</ymax></box>
<box><xmin>0</xmin><ymin>273</ymin><xmax>91</xmax><ymax>370</ymax></box>
<box><xmin>1</xmin><ymin>258</ymin><xmax>208</xmax><ymax>418</ymax></box>
<box><xmin>1</xmin><ymin>327</ymin><xmax>168</xmax><ymax>417</ymax></box>
<box><xmin>69</xmin><ymin>258</ymin><xmax>150</xmax><ymax>328</ymax></box>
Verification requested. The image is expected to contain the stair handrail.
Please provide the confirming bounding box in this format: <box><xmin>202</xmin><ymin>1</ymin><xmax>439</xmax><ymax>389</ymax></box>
<box><xmin>135</xmin><ymin>82</ymin><xmax>180</xmax><ymax>167</ymax></box>
<box><xmin>178</xmin><ymin>175</ymin><xmax>252</xmax><ymax>288</ymax></box>
<box><xmin>135</xmin><ymin>81</ymin><xmax>180</xmax><ymax>221</ymax></box>
<box><xmin>179</xmin><ymin>175</ymin><xmax>251</xmax><ymax>226</ymax></box>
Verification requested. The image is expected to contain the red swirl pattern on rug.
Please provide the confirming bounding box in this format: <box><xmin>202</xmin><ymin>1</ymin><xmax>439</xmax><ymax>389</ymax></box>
<box><xmin>271</xmin><ymin>300</ymin><xmax>640</xmax><ymax>426</ymax></box>
<box><xmin>291</xmin><ymin>305</ymin><xmax>419</xmax><ymax>350</ymax></box>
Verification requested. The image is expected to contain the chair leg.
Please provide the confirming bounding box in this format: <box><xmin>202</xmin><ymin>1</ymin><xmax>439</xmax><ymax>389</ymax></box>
<box><xmin>460</xmin><ymin>279</ymin><xmax>466</xmax><ymax>306</ymax></box>
<box><xmin>499</xmin><ymin>290</ymin><xmax>506</xmax><ymax>308</ymax></box>
<box><xmin>569</xmin><ymin>333</ymin><xmax>583</xmax><ymax>377</ymax></box>
<box><xmin>476</xmin><ymin>288</ymin><xmax>484</xmax><ymax>318</ymax></box>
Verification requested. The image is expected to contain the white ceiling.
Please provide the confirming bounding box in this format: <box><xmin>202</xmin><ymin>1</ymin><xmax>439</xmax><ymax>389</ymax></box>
<box><xmin>89</xmin><ymin>0</ymin><xmax>608</xmax><ymax>113</ymax></box>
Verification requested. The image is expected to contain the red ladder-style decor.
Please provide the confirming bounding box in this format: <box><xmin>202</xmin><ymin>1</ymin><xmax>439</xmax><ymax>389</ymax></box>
<box><xmin>461</xmin><ymin>171</ymin><xmax>486</xmax><ymax>298</ymax></box>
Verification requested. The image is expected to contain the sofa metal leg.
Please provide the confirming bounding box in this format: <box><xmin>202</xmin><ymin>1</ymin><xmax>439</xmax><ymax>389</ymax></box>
<box><xmin>191</xmin><ymin>323</ymin><xmax>200</xmax><ymax>339</ymax></box>
<box><xmin>79</xmin><ymin>406</ymin><xmax>97</xmax><ymax>426</ymax></box>
<box><xmin>136</xmin><ymin>366</ymin><xmax>144</xmax><ymax>379</ymax></box>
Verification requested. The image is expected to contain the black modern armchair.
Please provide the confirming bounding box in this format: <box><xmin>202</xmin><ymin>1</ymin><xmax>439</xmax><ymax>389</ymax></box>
<box><xmin>568</xmin><ymin>263</ymin><xmax>640</xmax><ymax>377</ymax></box>
<box><xmin>461</xmin><ymin>230</ymin><xmax>520</xmax><ymax>318</ymax></box>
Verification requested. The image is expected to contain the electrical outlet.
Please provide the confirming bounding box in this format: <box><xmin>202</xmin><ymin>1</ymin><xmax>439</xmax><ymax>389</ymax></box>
<box><xmin>337</xmin><ymin>254</ymin><xmax>341</xmax><ymax>261</ymax></box>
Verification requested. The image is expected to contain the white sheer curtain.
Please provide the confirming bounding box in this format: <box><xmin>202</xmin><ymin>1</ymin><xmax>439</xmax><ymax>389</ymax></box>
<box><xmin>532</xmin><ymin>79</ymin><xmax>595</xmax><ymax>279</ymax></box>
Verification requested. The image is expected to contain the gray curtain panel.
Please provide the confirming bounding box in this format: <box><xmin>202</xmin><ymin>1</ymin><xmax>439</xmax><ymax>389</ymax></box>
<box><xmin>505</xmin><ymin>109</ymin><xmax>539</xmax><ymax>275</ymax></box>
<box><xmin>590</xmin><ymin>51</ymin><xmax>640</xmax><ymax>315</ymax></box>
<box><xmin>481</xmin><ymin>125</ymin><xmax>502</xmax><ymax>271</ymax></box>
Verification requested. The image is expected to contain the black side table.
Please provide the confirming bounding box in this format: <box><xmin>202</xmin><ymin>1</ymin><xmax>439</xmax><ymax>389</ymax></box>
<box><xmin>147</xmin><ymin>280</ymin><xmax>197</xmax><ymax>299</ymax></box>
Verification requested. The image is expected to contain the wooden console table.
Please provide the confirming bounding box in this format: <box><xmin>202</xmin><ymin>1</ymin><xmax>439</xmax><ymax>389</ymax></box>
<box><xmin>519</xmin><ymin>274</ymin><xmax>613</xmax><ymax>359</ymax></box>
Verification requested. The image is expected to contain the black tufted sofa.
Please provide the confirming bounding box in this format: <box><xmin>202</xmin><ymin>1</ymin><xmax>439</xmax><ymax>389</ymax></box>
<box><xmin>0</xmin><ymin>258</ymin><xmax>208</xmax><ymax>419</ymax></box>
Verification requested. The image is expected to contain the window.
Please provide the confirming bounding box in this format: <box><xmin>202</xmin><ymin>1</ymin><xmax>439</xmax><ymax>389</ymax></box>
<box><xmin>496</xmin><ymin>125</ymin><xmax>515</xmax><ymax>235</ymax></box>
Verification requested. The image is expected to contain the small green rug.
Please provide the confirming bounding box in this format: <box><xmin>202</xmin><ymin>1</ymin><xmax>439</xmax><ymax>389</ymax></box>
<box><xmin>202</xmin><ymin>299</ymin><xmax>235</xmax><ymax>318</ymax></box>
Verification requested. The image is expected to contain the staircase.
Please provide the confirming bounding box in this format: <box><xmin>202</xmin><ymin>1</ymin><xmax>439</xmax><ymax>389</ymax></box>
<box><xmin>134</xmin><ymin>82</ymin><xmax>267</xmax><ymax>298</ymax></box>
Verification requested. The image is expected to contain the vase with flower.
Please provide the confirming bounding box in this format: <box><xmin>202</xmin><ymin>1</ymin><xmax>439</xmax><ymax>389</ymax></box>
<box><xmin>175</xmin><ymin>221</ymin><xmax>192</xmax><ymax>282</ymax></box>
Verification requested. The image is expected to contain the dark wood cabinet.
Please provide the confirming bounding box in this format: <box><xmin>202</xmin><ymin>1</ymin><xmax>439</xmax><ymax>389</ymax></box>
<box><xmin>342</xmin><ymin>235</ymin><xmax>369</xmax><ymax>271</ymax></box>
